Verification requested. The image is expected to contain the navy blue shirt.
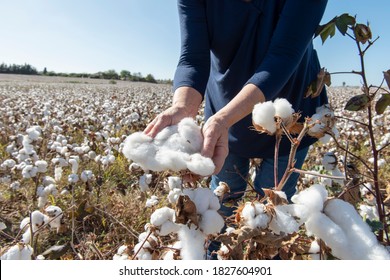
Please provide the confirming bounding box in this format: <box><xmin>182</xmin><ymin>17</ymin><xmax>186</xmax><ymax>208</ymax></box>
<box><xmin>173</xmin><ymin>0</ymin><xmax>328</xmax><ymax>159</ymax></box>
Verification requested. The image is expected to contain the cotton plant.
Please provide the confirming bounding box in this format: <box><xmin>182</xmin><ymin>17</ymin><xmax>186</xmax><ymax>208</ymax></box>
<box><xmin>133</xmin><ymin>187</ymin><xmax>224</xmax><ymax>260</ymax></box>
<box><xmin>0</xmin><ymin>243</ymin><xmax>34</xmax><ymax>260</ymax></box>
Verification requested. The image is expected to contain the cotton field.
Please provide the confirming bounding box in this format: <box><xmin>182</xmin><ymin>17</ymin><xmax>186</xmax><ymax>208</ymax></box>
<box><xmin>0</xmin><ymin>75</ymin><xmax>389</xmax><ymax>260</ymax></box>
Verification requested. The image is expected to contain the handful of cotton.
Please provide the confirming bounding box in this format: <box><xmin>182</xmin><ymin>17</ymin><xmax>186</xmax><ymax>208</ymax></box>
<box><xmin>123</xmin><ymin>118</ymin><xmax>215</xmax><ymax>176</ymax></box>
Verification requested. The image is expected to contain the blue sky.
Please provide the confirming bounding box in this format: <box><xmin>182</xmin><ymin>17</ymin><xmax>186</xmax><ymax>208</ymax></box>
<box><xmin>1</xmin><ymin>0</ymin><xmax>389</xmax><ymax>86</ymax></box>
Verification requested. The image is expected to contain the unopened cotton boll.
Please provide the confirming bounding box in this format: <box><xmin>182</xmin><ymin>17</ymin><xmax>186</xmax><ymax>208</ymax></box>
<box><xmin>252</xmin><ymin>101</ymin><xmax>277</xmax><ymax>134</ymax></box>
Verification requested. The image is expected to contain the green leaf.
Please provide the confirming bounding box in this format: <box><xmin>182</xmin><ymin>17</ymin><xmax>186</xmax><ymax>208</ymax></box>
<box><xmin>375</xmin><ymin>94</ymin><xmax>390</xmax><ymax>114</ymax></box>
<box><xmin>335</xmin><ymin>13</ymin><xmax>356</xmax><ymax>35</ymax></box>
<box><xmin>319</xmin><ymin>22</ymin><xmax>336</xmax><ymax>44</ymax></box>
<box><xmin>366</xmin><ymin>219</ymin><xmax>383</xmax><ymax>233</ymax></box>
<box><xmin>344</xmin><ymin>94</ymin><xmax>370</xmax><ymax>111</ymax></box>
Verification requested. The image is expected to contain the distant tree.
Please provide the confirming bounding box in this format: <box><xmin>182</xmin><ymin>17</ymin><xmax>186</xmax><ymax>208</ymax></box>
<box><xmin>120</xmin><ymin>70</ymin><xmax>131</xmax><ymax>80</ymax></box>
<box><xmin>102</xmin><ymin>69</ymin><xmax>119</xmax><ymax>80</ymax></box>
<box><xmin>43</xmin><ymin>67</ymin><xmax>48</xmax><ymax>75</ymax></box>
<box><xmin>145</xmin><ymin>73</ymin><xmax>157</xmax><ymax>83</ymax></box>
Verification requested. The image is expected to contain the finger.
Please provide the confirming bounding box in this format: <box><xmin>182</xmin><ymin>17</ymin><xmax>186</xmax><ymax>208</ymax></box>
<box><xmin>201</xmin><ymin>132</ymin><xmax>217</xmax><ymax>159</ymax></box>
<box><xmin>212</xmin><ymin>145</ymin><xmax>229</xmax><ymax>174</ymax></box>
<box><xmin>145</xmin><ymin>115</ymin><xmax>171</xmax><ymax>138</ymax></box>
<box><xmin>143</xmin><ymin>118</ymin><xmax>157</xmax><ymax>135</ymax></box>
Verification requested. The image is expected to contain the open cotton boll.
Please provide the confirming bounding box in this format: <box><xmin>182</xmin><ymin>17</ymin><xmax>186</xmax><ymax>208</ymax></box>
<box><xmin>35</xmin><ymin>160</ymin><xmax>48</xmax><ymax>173</ymax></box>
<box><xmin>324</xmin><ymin>199</ymin><xmax>390</xmax><ymax>260</ymax></box>
<box><xmin>199</xmin><ymin>209</ymin><xmax>224</xmax><ymax>235</ymax></box>
<box><xmin>192</xmin><ymin>187</ymin><xmax>217</xmax><ymax>214</ymax></box>
<box><xmin>304</xmin><ymin>212</ymin><xmax>348</xmax><ymax>257</ymax></box>
<box><xmin>186</xmin><ymin>153</ymin><xmax>215</xmax><ymax>176</ymax></box>
<box><xmin>241</xmin><ymin>202</ymin><xmax>257</xmax><ymax>228</ymax></box>
<box><xmin>254</xmin><ymin>212</ymin><xmax>271</xmax><ymax>229</ymax></box>
<box><xmin>145</xmin><ymin>195</ymin><xmax>159</xmax><ymax>208</ymax></box>
<box><xmin>113</xmin><ymin>245</ymin><xmax>129</xmax><ymax>260</ymax></box>
<box><xmin>268</xmin><ymin>206</ymin><xmax>299</xmax><ymax>234</ymax></box>
<box><xmin>178</xmin><ymin>225</ymin><xmax>206</xmax><ymax>260</ymax></box>
<box><xmin>277</xmin><ymin>204</ymin><xmax>310</xmax><ymax>225</ymax></box>
<box><xmin>159</xmin><ymin>220</ymin><xmax>181</xmax><ymax>236</ymax></box>
<box><xmin>150</xmin><ymin>207</ymin><xmax>175</xmax><ymax>227</ymax></box>
<box><xmin>80</xmin><ymin>170</ymin><xmax>94</xmax><ymax>182</ymax></box>
<box><xmin>155</xmin><ymin>149</ymin><xmax>189</xmax><ymax>172</ymax></box>
<box><xmin>68</xmin><ymin>173</ymin><xmax>79</xmax><ymax>184</ymax></box>
<box><xmin>291</xmin><ymin>184</ymin><xmax>328</xmax><ymax>213</ymax></box>
<box><xmin>359</xmin><ymin>204</ymin><xmax>379</xmax><ymax>221</ymax></box>
<box><xmin>68</xmin><ymin>158</ymin><xmax>79</xmax><ymax>174</ymax></box>
<box><xmin>167</xmin><ymin>176</ymin><xmax>182</xmax><ymax>190</ymax></box>
<box><xmin>44</xmin><ymin>205</ymin><xmax>63</xmax><ymax>230</ymax></box>
<box><xmin>322</xmin><ymin>152</ymin><xmax>338</xmax><ymax>171</ymax></box>
<box><xmin>122</xmin><ymin>132</ymin><xmax>157</xmax><ymax>169</ymax></box>
<box><xmin>273</xmin><ymin>98</ymin><xmax>294</xmax><ymax>120</ymax></box>
<box><xmin>168</xmin><ymin>188</ymin><xmax>183</xmax><ymax>204</ymax></box>
<box><xmin>177</xmin><ymin>118</ymin><xmax>203</xmax><ymax>153</ymax></box>
<box><xmin>252</xmin><ymin>101</ymin><xmax>277</xmax><ymax>134</ymax></box>
<box><xmin>1</xmin><ymin>244</ymin><xmax>33</xmax><ymax>260</ymax></box>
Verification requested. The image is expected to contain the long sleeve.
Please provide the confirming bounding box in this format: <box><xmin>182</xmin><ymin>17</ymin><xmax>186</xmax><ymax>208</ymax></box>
<box><xmin>246</xmin><ymin>0</ymin><xmax>328</xmax><ymax>100</ymax></box>
<box><xmin>173</xmin><ymin>0</ymin><xmax>210</xmax><ymax>97</ymax></box>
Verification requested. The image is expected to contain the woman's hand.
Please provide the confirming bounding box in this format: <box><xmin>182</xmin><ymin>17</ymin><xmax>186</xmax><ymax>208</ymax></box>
<box><xmin>201</xmin><ymin>115</ymin><xmax>229</xmax><ymax>175</ymax></box>
<box><xmin>144</xmin><ymin>86</ymin><xmax>203</xmax><ymax>137</ymax></box>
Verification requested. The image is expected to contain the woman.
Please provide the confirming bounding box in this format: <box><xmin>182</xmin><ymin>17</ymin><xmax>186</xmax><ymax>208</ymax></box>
<box><xmin>145</xmin><ymin>0</ymin><xmax>328</xmax><ymax>219</ymax></box>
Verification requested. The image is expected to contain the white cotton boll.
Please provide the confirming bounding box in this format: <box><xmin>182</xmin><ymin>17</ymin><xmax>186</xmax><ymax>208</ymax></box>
<box><xmin>26</xmin><ymin>126</ymin><xmax>41</xmax><ymax>140</ymax></box>
<box><xmin>129</xmin><ymin>162</ymin><xmax>141</xmax><ymax>172</ymax></box>
<box><xmin>159</xmin><ymin>220</ymin><xmax>181</xmax><ymax>236</ymax></box>
<box><xmin>42</xmin><ymin>176</ymin><xmax>56</xmax><ymax>186</ymax></box>
<box><xmin>359</xmin><ymin>204</ymin><xmax>379</xmax><ymax>221</ymax></box>
<box><xmin>319</xmin><ymin>133</ymin><xmax>332</xmax><ymax>144</ymax></box>
<box><xmin>1</xmin><ymin>244</ymin><xmax>33</xmax><ymax>260</ymax></box>
<box><xmin>167</xmin><ymin>176</ymin><xmax>182</xmax><ymax>190</ymax></box>
<box><xmin>178</xmin><ymin>225</ymin><xmax>206</xmax><ymax>260</ymax></box>
<box><xmin>320</xmin><ymin>177</ymin><xmax>332</xmax><ymax>187</ymax></box>
<box><xmin>153</xmin><ymin>125</ymin><xmax>177</xmax><ymax>145</ymax></box>
<box><xmin>145</xmin><ymin>195</ymin><xmax>159</xmax><ymax>208</ymax></box>
<box><xmin>331</xmin><ymin>168</ymin><xmax>345</xmax><ymax>186</ymax></box>
<box><xmin>322</xmin><ymin>152</ymin><xmax>338</xmax><ymax>171</ymax></box>
<box><xmin>241</xmin><ymin>202</ymin><xmax>257</xmax><ymax>229</ymax></box>
<box><xmin>80</xmin><ymin>170</ymin><xmax>94</xmax><ymax>182</ymax></box>
<box><xmin>360</xmin><ymin>183</ymin><xmax>373</xmax><ymax>197</ymax></box>
<box><xmin>122</xmin><ymin>132</ymin><xmax>156</xmax><ymax>169</ymax></box>
<box><xmin>273</xmin><ymin>98</ymin><xmax>294</xmax><ymax>120</ymax></box>
<box><xmin>0</xmin><ymin>222</ymin><xmax>6</xmax><ymax>230</ymax></box>
<box><xmin>168</xmin><ymin>188</ymin><xmax>183</xmax><ymax>204</ymax></box>
<box><xmin>268</xmin><ymin>206</ymin><xmax>299</xmax><ymax>234</ymax></box>
<box><xmin>309</xmin><ymin>239</ymin><xmax>320</xmax><ymax>253</ymax></box>
<box><xmin>209</xmin><ymin>193</ymin><xmax>221</xmax><ymax>211</ymax></box>
<box><xmin>254</xmin><ymin>212</ymin><xmax>271</xmax><ymax>229</ymax></box>
<box><xmin>38</xmin><ymin>196</ymin><xmax>48</xmax><ymax>209</ymax></box>
<box><xmin>113</xmin><ymin>245</ymin><xmax>129</xmax><ymax>260</ymax></box>
<box><xmin>2</xmin><ymin>159</ymin><xmax>16</xmax><ymax>169</ymax></box>
<box><xmin>324</xmin><ymin>199</ymin><xmax>390</xmax><ymax>260</ymax></box>
<box><xmin>199</xmin><ymin>209</ymin><xmax>224</xmax><ymax>235</ymax></box>
<box><xmin>291</xmin><ymin>184</ymin><xmax>328</xmax><ymax>213</ymax></box>
<box><xmin>226</xmin><ymin>227</ymin><xmax>235</xmax><ymax>235</ymax></box>
<box><xmin>193</xmin><ymin>187</ymin><xmax>215</xmax><ymax>214</ymax></box>
<box><xmin>68</xmin><ymin>158</ymin><xmax>79</xmax><ymax>174</ymax></box>
<box><xmin>155</xmin><ymin>149</ymin><xmax>189</xmax><ymax>172</ymax></box>
<box><xmin>54</xmin><ymin>166</ymin><xmax>63</xmax><ymax>181</ymax></box>
<box><xmin>186</xmin><ymin>153</ymin><xmax>215</xmax><ymax>176</ymax></box>
<box><xmin>35</xmin><ymin>160</ymin><xmax>48</xmax><ymax>173</ymax></box>
<box><xmin>304</xmin><ymin>212</ymin><xmax>348</xmax><ymax>256</ymax></box>
<box><xmin>378</xmin><ymin>158</ymin><xmax>386</xmax><ymax>168</ymax></box>
<box><xmin>150</xmin><ymin>207</ymin><xmax>175</xmax><ymax>227</ymax></box>
<box><xmin>252</xmin><ymin>101</ymin><xmax>277</xmax><ymax>134</ymax></box>
<box><xmin>277</xmin><ymin>204</ymin><xmax>310</xmax><ymax>225</ymax></box>
<box><xmin>253</xmin><ymin>201</ymin><xmax>265</xmax><ymax>215</ymax></box>
<box><xmin>22</xmin><ymin>165</ymin><xmax>38</xmax><ymax>179</ymax></box>
<box><xmin>177</xmin><ymin>118</ymin><xmax>203</xmax><ymax>153</ymax></box>
<box><xmin>87</xmin><ymin>150</ymin><xmax>96</xmax><ymax>160</ymax></box>
<box><xmin>10</xmin><ymin>181</ymin><xmax>21</xmax><ymax>191</ymax></box>
<box><xmin>139</xmin><ymin>174</ymin><xmax>152</xmax><ymax>192</ymax></box>
<box><xmin>68</xmin><ymin>173</ymin><xmax>79</xmax><ymax>184</ymax></box>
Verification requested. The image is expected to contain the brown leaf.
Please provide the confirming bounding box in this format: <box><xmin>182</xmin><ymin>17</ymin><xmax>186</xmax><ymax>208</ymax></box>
<box><xmin>305</xmin><ymin>68</ymin><xmax>331</xmax><ymax>98</ymax></box>
<box><xmin>263</xmin><ymin>189</ymin><xmax>288</xmax><ymax>206</ymax></box>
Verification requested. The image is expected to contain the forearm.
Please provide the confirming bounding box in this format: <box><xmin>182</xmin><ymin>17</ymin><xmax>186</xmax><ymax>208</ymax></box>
<box><xmin>172</xmin><ymin>86</ymin><xmax>203</xmax><ymax>118</ymax></box>
<box><xmin>214</xmin><ymin>83</ymin><xmax>265</xmax><ymax>128</ymax></box>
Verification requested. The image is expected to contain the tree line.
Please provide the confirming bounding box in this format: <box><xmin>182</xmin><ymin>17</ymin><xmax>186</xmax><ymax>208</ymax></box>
<box><xmin>0</xmin><ymin>63</ymin><xmax>172</xmax><ymax>84</ymax></box>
